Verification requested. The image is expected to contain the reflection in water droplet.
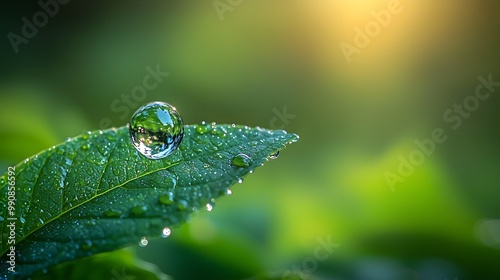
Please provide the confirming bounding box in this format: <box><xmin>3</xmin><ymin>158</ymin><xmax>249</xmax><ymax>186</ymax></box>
<box><xmin>129</xmin><ymin>102</ymin><xmax>184</xmax><ymax>159</ymax></box>
<box><xmin>225</xmin><ymin>189</ymin><xmax>232</xmax><ymax>196</ymax></box>
<box><xmin>237</xmin><ymin>178</ymin><xmax>243</xmax><ymax>184</ymax></box>
<box><xmin>269</xmin><ymin>151</ymin><xmax>280</xmax><ymax>159</ymax></box>
<box><xmin>231</xmin><ymin>154</ymin><xmax>252</xmax><ymax>167</ymax></box>
<box><xmin>139</xmin><ymin>237</ymin><xmax>148</xmax><ymax>247</ymax></box>
<box><xmin>162</xmin><ymin>227</ymin><xmax>172</xmax><ymax>238</ymax></box>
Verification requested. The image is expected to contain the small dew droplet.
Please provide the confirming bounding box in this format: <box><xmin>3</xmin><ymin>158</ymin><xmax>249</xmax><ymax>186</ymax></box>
<box><xmin>269</xmin><ymin>151</ymin><xmax>280</xmax><ymax>159</ymax></box>
<box><xmin>177</xmin><ymin>200</ymin><xmax>188</xmax><ymax>210</ymax></box>
<box><xmin>225</xmin><ymin>189</ymin><xmax>232</xmax><ymax>196</ymax></box>
<box><xmin>237</xmin><ymin>178</ymin><xmax>243</xmax><ymax>184</ymax></box>
<box><xmin>159</xmin><ymin>192</ymin><xmax>175</xmax><ymax>205</ymax></box>
<box><xmin>131</xmin><ymin>205</ymin><xmax>147</xmax><ymax>216</ymax></box>
<box><xmin>139</xmin><ymin>237</ymin><xmax>149</xmax><ymax>247</ymax></box>
<box><xmin>206</xmin><ymin>202</ymin><xmax>214</xmax><ymax>212</ymax></box>
<box><xmin>129</xmin><ymin>102</ymin><xmax>184</xmax><ymax>160</ymax></box>
<box><xmin>162</xmin><ymin>227</ymin><xmax>172</xmax><ymax>238</ymax></box>
<box><xmin>103</xmin><ymin>209</ymin><xmax>122</xmax><ymax>218</ymax></box>
<box><xmin>231</xmin><ymin>154</ymin><xmax>252</xmax><ymax>168</ymax></box>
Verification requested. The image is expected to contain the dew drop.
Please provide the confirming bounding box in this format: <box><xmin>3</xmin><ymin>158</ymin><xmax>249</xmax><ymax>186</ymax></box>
<box><xmin>269</xmin><ymin>151</ymin><xmax>280</xmax><ymax>160</ymax></box>
<box><xmin>231</xmin><ymin>154</ymin><xmax>252</xmax><ymax>168</ymax></box>
<box><xmin>82</xmin><ymin>131</ymin><xmax>91</xmax><ymax>140</ymax></box>
<box><xmin>225</xmin><ymin>189</ymin><xmax>232</xmax><ymax>196</ymax></box>
<box><xmin>81</xmin><ymin>240</ymin><xmax>93</xmax><ymax>250</ymax></box>
<box><xmin>139</xmin><ymin>237</ymin><xmax>148</xmax><ymax>247</ymax></box>
<box><xmin>129</xmin><ymin>102</ymin><xmax>184</xmax><ymax>159</ymax></box>
<box><xmin>177</xmin><ymin>200</ymin><xmax>188</xmax><ymax>210</ymax></box>
<box><xmin>195</xmin><ymin>122</ymin><xmax>209</xmax><ymax>134</ymax></box>
<box><xmin>159</xmin><ymin>192</ymin><xmax>175</xmax><ymax>205</ymax></box>
<box><xmin>39</xmin><ymin>218</ymin><xmax>44</xmax><ymax>225</ymax></box>
<box><xmin>131</xmin><ymin>205</ymin><xmax>147</xmax><ymax>216</ymax></box>
<box><xmin>237</xmin><ymin>178</ymin><xmax>243</xmax><ymax>184</ymax></box>
<box><xmin>103</xmin><ymin>209</ymin><xmax>122</xmax><ymax>217</ymax></box>
<box><xmin>161</xmin><ymin>227</ymin><xmax>172</xmax><ymax>238</ymax></box>
<box><xmin>20</xmin><ymin>217</ymin><xmax>25</xmax><ymax>224</ymax></box>
<box><xmin>206</xmin><ymin>202</ymin><xmax>214</xmax><ymax>212</ymax></box>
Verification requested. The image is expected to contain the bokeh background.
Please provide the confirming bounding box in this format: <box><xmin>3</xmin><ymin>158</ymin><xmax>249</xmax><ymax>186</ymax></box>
<box><xmin>1</xmin><ymin>0</ymin><xmax>500</xmax><ymax>279</ymax></box>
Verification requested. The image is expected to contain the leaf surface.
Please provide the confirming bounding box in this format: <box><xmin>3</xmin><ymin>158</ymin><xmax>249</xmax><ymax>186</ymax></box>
<box><xmin>0</xmin><ymin>124</ymin><xmax>298</xmax><ymax>278</ymax></box>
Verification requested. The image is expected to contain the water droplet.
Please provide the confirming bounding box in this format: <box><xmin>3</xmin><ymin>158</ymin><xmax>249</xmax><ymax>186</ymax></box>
<box><xmin>82</xmin><ymin>131</ymin><xmax>90</xmax><ymax>140</ymax></box>
<box><xmin>177</xmin><ymin>200</ymin><xmax>188</xmax><ymax>210</ymax></box>
<box><xmin>81</xmin><ymin>144</ymin><xmax>88</xmax><ymax>150</ymax></box>
<box><xmin>129</xmin><ymin>102</ymin><xmax>184</xmax><ymax>159</ymax></box>
<box><xmin>237</xmin><ymin>178</ymin><xmax>243</xmax><ymax>184</ymax></box>
<box><xmin>206</xmin><ymin>202</ymin><xmax>214</xmax><ymax>212</ymax></box>
<box><xmin>20</xmin><ymin>217</ymin><xmax>25</xmax><ymax>224</ymax></box>
<box><xmin>139</xmin><ymin>237</ymin><xmax>148</xmax><ymax>247</ymax></box>
<box><xmin>231</xmin><ymin>154</ymin><xmax>252</xmax><ymax>167</ymax></box>
<box><xmin>0</xmin><ymin>216</ymin><xmax>4</xmax><ymax>222</ymax></box>
<box><xmin>81</xmin><ymin>240</ymin><xmax>93</xmax><ymax>250</ymax></box>
<box><xmin>161</xmin><ymin>227</ymin><xmax>172</xmax><ymax>238</ymax></box>
<box><xmin>196</xmin><ymin>123</ymin><xmax>210</xmax><ymax>134</ymax></box>
<box><xmin>103</xmin><ymin>209</ymin><xmax>122</xmax><ymax>217</ymax></box>
<box><xmin>39</xmin><ymin>218</ymin><xmax>44</xmax><ymax>225</ymax></box>
<box><xmin>225</xmin><ymin>189</ymin><xmax>232</xmax><ymax>196</ymax></box>
<box><xmin>269</xmin><ymin>151</ymin><xmax>280</xmax><ymax>159</ymax></box>
<box><xmin>159</xmin><ymin>192</ymin><xmax>175</xmax><ymax>205</ymax></box>
<box><xmin>131</xmin><ymin>205</ymin><xmax>147</xmax><ymax>216</ymax></box>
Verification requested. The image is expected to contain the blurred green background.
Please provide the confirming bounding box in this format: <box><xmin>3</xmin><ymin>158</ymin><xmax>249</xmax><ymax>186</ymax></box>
<box><xmin>1</xmin><ymin>0</ymin><xmax>500</xmax><ymax>279</ymax></box>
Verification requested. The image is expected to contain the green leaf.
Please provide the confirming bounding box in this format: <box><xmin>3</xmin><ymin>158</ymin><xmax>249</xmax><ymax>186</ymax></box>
<box><xmin>0</xmin><ymin>124</ymin><xmax>298</xmax><ymax>278</ymax></box>
<box><xmin>31</xmin><ymin>249</ymin><xmax>171</xmax><ymax>280</ymax></box>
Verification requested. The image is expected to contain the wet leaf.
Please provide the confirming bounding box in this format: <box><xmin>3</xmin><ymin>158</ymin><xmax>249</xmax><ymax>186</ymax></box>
<box><xmin>0</xmin><ymin>124</ymin><xmax>298</xmax><ymax>278</ymax></box>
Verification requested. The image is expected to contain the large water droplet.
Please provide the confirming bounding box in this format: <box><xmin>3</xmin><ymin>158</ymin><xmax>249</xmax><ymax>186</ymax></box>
<box><xmin>129</xmin><ymin>102</ymin><xmax>184</xmax><ymax>159</ymax></box>
<box><xmin>231</xmin><ymin>154</ymin><xmax>252</xmax><ymax>167</ymax></box>
<box><xmin>161</xmin><ymin>227</ymin><xmax>172</xmax><ymax>238</ymax></box>
<box><xmin>139</xmin><ymin>237</ymin><xmax>149</xmax><ymax>247</ymax></box>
